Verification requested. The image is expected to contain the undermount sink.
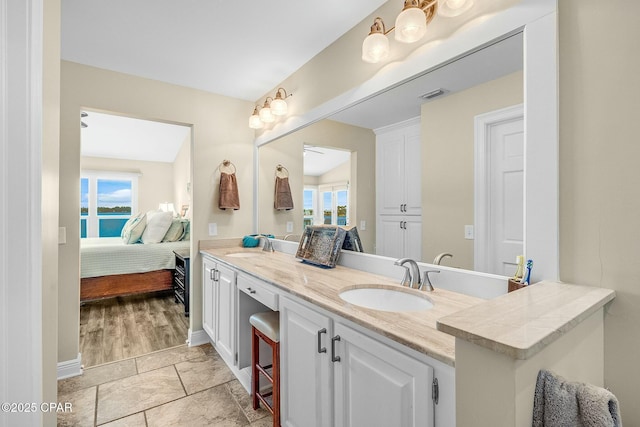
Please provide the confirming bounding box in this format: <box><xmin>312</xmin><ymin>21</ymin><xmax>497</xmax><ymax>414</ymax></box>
<box><xmin>339</xmin><ymin>285</ymin><xmax>434</xmax><ymax>312</ymax></box>
<box><xmin>226</xmin><ymin>252</ymin><xmax>263</xmax><ymax>258</ymax></box>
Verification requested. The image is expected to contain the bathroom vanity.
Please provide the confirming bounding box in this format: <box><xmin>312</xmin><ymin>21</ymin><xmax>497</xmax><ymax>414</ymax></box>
<box><xmin>199</xmin><ymin>242</ymin><xmax>614</xmax><ymax>427</ymax></box>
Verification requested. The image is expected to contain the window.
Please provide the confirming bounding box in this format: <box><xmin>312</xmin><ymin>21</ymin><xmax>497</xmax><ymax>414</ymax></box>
<box><xmin>81</xmin><ymin>171</ymin><xmax>138</xmax><ymax>238</ymax></box>
<box><xmin>319</xmin><ymin>182</ymin><xmax>349</xmax><ymax>226</ymax></box>
<box><xmin>303</xmin><ymin>187</ymin><xmax>317</xmax><ymax>228</ymax></box>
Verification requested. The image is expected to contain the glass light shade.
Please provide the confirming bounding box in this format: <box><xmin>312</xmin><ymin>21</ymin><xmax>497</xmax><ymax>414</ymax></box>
<box><xmin>249</xmin><ymin>113</ymin><xmax>263</xmax><ymax>129</ymax></box>
<box><xmin>362</xmin><ymin>33</ymin><xmax>389</xmax><ymax>63</ymax></box>
<box><xmin>395</xmin><ymin>7</ymin><xmax>427</xmax><ymax>43</ymax></box>
<box><xmin>438</xmin><ymin>0</ymin><xmax>474</xmax><ymax>17</ymax></box>
<box><xmin>259</xmin><ymin>106</ymin><xmax>275</xmax><ymax>123</ymax></box>
<box><xmin>270</xmin><ymin>98</ymin><xmax>288</xmax><ymax>116</ymax></box>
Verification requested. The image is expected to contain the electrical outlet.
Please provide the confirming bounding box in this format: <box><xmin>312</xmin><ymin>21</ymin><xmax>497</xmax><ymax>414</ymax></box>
<box><xmin>208</xmin><ymin>223</ymin><xmax>218</xmax><ymax>236</ymax></box>
<box><xmin>286</xmin><ymin>221</ymin><xmax>293</xmax><ymax>233</ymax></box>
<box><xmin>360</xmin><ymin>220</ymin><xmax>366</xmax><ymax>231</ymax></box>
<box><xmin>464</xmin><ymin>225</ymin><xmax>474</xmax><ymax>240</ymax></box>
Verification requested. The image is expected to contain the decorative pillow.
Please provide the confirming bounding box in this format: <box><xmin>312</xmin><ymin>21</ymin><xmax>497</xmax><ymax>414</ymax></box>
<box><xmin>141</xmin><ymin>210</ymin><xmax>173</xmax><ymax>244</ymax></box>
<box><xmin>162</xmin><ymin>218</ymin><xmax>184</xmax><ymax>242</ymax></box>
<box><xmin>121</xmin><ymin>212</ymin><xmax>146</xmax><ymax>244</ymax></box>
<box><xmin>181</xmin><ymin>219</ymin><xmax>190</xmax><ymax>241</ymax></box>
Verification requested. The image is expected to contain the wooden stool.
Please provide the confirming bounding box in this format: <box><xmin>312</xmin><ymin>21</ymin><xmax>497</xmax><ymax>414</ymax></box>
<box><xmin>250</xmin><ymin>311</ymin><xmax>280</xmax><ymax>427</ymax></box>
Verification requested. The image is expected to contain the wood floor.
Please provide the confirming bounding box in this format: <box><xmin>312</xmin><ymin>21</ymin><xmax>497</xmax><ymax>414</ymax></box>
<box><xmin>79</xmin><ymin>292</ymin><xmax>189</xmax><ymax>368</ymax></box>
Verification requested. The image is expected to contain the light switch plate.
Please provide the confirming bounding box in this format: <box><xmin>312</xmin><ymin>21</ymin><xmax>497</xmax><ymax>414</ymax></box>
<box><xmin>208</xmin><ymin>223</ymin><xmax>218</xmax><ymax>236</ymax></box>
<box><xmin>464</xmin><ymin>225</ymin><xmax>474</xmax><ymax>240</ymax></box>
<box><xmin>360</xmin><ymin>220</ymin><xmax>366</xmax><ymax>231</ymax></box>
<box><xmin>286</xmin><ymin>221</ymin><xmax>293</xmax><ymax>233</ymax></box>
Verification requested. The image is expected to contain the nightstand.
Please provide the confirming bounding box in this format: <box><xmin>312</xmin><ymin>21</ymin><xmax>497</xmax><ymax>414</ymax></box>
<box><xmin>173</xmin><ymin>249</ymin><xmax>190</xmax><ymax>317</ymax></box>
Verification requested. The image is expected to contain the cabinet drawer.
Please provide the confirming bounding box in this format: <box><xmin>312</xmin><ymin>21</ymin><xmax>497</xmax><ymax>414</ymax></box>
<box><xmin>237</xmin><ymin>274</ymin><xmax>278</xmax><ymax>310</ymax></box>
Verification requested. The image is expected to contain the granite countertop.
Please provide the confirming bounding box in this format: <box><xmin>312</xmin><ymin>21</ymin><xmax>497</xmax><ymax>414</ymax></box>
<box><xmin>201</xmin><ymin>246</ymin><xmax>483</xmax><ymax>366</ymax></box>
<box><xmin>436</xmin><ymin>280</ymin><xmax>616</xmax><ymax>359</ymax></box>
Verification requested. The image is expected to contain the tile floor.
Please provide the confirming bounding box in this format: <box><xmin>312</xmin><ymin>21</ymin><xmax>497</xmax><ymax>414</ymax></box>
<box><xmin>57</xmin><ymin>343</ymin><xmax>272</xmax><ymax>427</ymax></box>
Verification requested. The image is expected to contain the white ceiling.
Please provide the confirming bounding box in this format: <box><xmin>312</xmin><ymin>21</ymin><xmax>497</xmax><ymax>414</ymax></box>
<box><xmin>304</xmin><ymin>145</ymin><xmax>351</xmax><ymax>177</ymax></box>
<box><xmin>330</xmin><ymin>32</ymin><xmax>523</xmax><ymax>130</ymax></box>
<box><xmin>81</xmin><ymin>112</ymin><xmax>190</xmax><ymax>163</ymax></box>
<box><xmin>61</xmin><ymin>0</ymin><xmax>387</xmax><ymax>102</ymax></box>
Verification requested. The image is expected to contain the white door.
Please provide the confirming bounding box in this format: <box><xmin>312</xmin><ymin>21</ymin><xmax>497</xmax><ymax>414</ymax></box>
<box><xmin>215</xmin><ymin>264</ymin><xmax>236</xmax><ymax>365</ymax></box>
<box><xmin>377</xmin><ymin>134</ymin><xmax>406</xmax><ymax>215</ymax></box>
<box><xmin>376</xmin><ymin>215</ymin><xmax>406</xmax><ymax>258</ymax></box>
<box><xmin>333</xmin><ymin>322</ymin><xmax>434</xmax><ymax>427</ymax></box>
<box><xmin>403</xmin><ymin>216</ymin><xmax>423</xmax><ymax>261</ymax></box>
<box><xmin>202</xmin><ymin>259</ymin><xmax>216</xmax><ymax>341</ymax></box>
<box><xmin>474</xmin><ymin>105</ymin><xmax>524</xmax><ymax>275</ymax></box>
<box><xmin>403</xmin><ymin>129</ymin><xmax>422</xmax><ymax>215</ymax></box>
<box><xmin>280</xmin><ymin>297</ymin><xmax>333</xmax><ymax>427</ymax></box>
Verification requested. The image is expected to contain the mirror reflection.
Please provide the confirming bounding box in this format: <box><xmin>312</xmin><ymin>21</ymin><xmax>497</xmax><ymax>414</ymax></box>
<box><xmin>258</xmin><ymin>32</ymin><xmax>524</xmax><ymax>274</ymax></box>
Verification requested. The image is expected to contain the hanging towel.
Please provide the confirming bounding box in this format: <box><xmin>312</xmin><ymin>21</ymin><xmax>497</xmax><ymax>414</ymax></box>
<box><xmin>532</xmin><ymin>369</ymin><xmax>622</xmax><ymax>427</ymax></box>
<box><xmin>274</xmin><ymin>176</ymin><xmax>294</xmax><ymax>210</ymax></box>
<box><xmin>219</xmin><ymin>172</ymin><xmax>240</xmax><ymax>210</ymax></box>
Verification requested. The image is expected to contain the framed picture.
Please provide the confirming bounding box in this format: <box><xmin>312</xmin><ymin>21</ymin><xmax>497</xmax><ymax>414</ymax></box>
<box><xmin>180</xmin><ymin>205</ymin><xmax>189</xmax><ymax>218</ymax></box>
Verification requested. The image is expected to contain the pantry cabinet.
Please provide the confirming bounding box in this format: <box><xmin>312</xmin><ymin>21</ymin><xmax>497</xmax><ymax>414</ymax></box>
<box><xmin>376</xmin><ymin>118</ymin><xmax>423</xmax><ymax>259</ymax></box>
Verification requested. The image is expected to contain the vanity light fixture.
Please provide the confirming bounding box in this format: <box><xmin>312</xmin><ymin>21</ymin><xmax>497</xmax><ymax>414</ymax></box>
<box><xmin>362</xmin><ymin>0</ymin><xmax>474</xmax><ymax>63</ymax></box>
<box><xmin>248</xmin><ymin>87</ymin><xmax>293</xmax><ymax>129</ymax></box>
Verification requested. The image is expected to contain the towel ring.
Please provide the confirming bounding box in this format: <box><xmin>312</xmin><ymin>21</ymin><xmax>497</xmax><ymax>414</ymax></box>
<box><xmin>218</xmin><ymin>160</ymin><xmax>236</xmax><ymax>174</ymax></box>
<box><xmin>275</xmin><ymin>164</ymin><xmax>289</xmax><ymax>178</ymax></box>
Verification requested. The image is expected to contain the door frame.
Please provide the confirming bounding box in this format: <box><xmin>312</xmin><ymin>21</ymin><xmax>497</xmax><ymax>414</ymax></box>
<box><xmin>474</xmin><ymin>104</ymin><xmax>524</xmax><ymax>273</ymax></box>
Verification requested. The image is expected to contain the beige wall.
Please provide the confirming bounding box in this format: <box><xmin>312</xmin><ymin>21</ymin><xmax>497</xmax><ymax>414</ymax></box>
<box><xmin>258</xmin><ymin>119</ymin><xmax>375</xmax><ymax>252</ymax></box>
<box><xmin>258</xmin><ymin>136</ymin><xmax>304</xmax><ymax>236</ymax></box>
<box><xmin>59</xmin><ymin>61</ymin><xmax>254</xmax><ymax>363</ymax></box>
<box><xmin>559</xmin><ymin>0</ymin><xmax>640</xmax><ymax>423</ymax></box>
<box><xmin>43</xmin><ymin>0</ymin><xmax>61</xmax><ymax>423</ymax></box>
<box><xmin>421</xmin><ymin>71</ymin><xmax>523</xmax><ymax>270</ymax></box>
<box><xmin>81</xmin><ymin>156</ymin><xmax>176</xmax><ymax>214</ymax></box>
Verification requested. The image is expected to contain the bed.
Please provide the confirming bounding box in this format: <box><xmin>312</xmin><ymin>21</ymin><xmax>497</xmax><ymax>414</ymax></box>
<box><xmin>80</xmin><ymin>237</ymin><xmax>190</xmax><ymax>301</ymax></box>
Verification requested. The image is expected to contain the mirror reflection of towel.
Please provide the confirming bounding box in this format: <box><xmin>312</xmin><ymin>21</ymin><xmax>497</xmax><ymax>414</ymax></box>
<box><xmin>274</xmin><ymin>176</ymin><xmax>294</xmax><ymax>210</ymax></box>
<box><xmin>219</xmin><ymin>172</ymin><xmax>240</xmax><ymax>210</ymax></box>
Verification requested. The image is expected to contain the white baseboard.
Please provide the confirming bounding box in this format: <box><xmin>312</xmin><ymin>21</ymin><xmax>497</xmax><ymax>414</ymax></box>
<box><xmin>187</xmin><ymin>329</ymin><xmax>210</xmax><ymax>347</ymax></box>
<box><xmin>57</xmin><ymin>353</ymin><xmax>83</xmax><ymax>380</ymax></box>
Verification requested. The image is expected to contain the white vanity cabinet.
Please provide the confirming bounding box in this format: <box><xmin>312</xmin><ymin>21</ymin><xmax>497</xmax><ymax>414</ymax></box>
<box><xmin>280</xmin><ymin>295</ymin><xmax>435</xmax><ymax>427</ymax></box>
<box><xmin>202</xmin><ymin>257</ymin><xmax>236</xmax><ymax>367</ymax></box>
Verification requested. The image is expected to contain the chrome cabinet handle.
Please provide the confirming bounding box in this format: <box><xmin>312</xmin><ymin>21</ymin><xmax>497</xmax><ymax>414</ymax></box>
<box><xmin>246</xmin><ymin>287</ymin><xmax>256</xmax><ymax>294</ymax></box>
<box><xmin>317</xmin><ymin>328</ymin><xmax>327</xmax><ymax>354</ymax></box>
<box><xmin>209</xmin><ymin>268</ymin><xmax>214</xmax><ymax>281</ymax></box>
<box><xmin>331</xmin><ymin>335</ymin><xmax>341</xmax><ymax>362</ymax></box>
<box><xmin>400</xmin><ymin>221</ymin><xmax>403</xmax><ymax>229</ymax></box>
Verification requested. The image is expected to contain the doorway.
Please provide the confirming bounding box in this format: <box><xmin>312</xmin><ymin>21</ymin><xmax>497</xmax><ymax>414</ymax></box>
<box><xmin>474</xmin><ymin>104</ymin><xmax>524</xmax><ymax>276</ymax></box>
<box><xmin>79</xmin><ymin>111</ymin><xmax>192</xmax><ymax>367</ymax></box>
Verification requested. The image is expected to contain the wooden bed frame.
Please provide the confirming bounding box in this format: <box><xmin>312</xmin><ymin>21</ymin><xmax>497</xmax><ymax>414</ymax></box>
<box><xmin>80</xmin><ymin>269</ymin><xmax>173</xmax><ymax>301</ymax></box>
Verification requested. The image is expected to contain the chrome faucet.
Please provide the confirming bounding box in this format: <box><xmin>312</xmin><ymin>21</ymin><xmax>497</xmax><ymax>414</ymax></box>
<box><xmin>433</xmin><ymin>253</ymin><xmax>453</xmax><ymax>265</ymax></box>
<box><xmin>420</xmin><ymin>270</ymin><xmax>440</xmax><ymax>292</ymax></box>
<box><xmin>256</xmin><ymin>235</ymin><xmax>274</xmax><ymax>252</ymax></box>
<box><xmin>394</xmin><ymin>258</ymin><xmax>421</xmax><ymax>289</ymax></box>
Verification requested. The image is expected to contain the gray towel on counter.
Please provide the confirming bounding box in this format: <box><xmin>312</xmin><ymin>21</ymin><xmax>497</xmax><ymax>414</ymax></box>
<box><xmin>532</xmin><ymin>369</ymin><xmax>622</xmax><ymax>427</ymax></box>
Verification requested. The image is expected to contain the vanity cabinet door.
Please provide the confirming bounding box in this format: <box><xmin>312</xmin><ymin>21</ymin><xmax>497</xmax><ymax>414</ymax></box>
<box><xmin>333</xmin><ymin>322</ymin><xmax>434</xmax><ymax>427</ymax></box>
<box><xmin>280</xmin><ymin>297</ymin><xmax>333</xmax><ymax>427</ymax></box>
<box><xmin>215</xmin><ymin>263</ymin><xmax>237</xmax><ymax>366</ymax></box>
<box><xmin>202</xmin><ymin>257</ymin><xmax>216</xmax><ymax>341</ymax></box>
<box><xmin>376</xmin><ymin>215</ymin><xmax>422</xmax><ymax>260</ymax></box>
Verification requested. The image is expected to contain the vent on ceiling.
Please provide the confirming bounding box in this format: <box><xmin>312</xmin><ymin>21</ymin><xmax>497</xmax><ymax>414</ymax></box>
<box><xmin>419</xmin><ymin>88</ymin><xmax>449</xmax><ymax>100</ymax></box>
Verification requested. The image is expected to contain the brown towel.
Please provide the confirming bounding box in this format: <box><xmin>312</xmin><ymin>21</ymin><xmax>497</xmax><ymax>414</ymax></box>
<box><xmin>274</xmin><ymin>176</ymin><xmax>294</xmax><ymax>210</ymax></box>
<box><xmin>219</xmin><ymin>172</ymin><xmax>240</xmax><ymax>210</ymax></box>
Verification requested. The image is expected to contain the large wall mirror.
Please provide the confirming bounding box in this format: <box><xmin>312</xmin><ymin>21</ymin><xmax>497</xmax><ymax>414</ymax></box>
<box><xmin>255</xmin><ymin>2</ymin><xmax>558</xmax><ymax>281</ymax></box>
